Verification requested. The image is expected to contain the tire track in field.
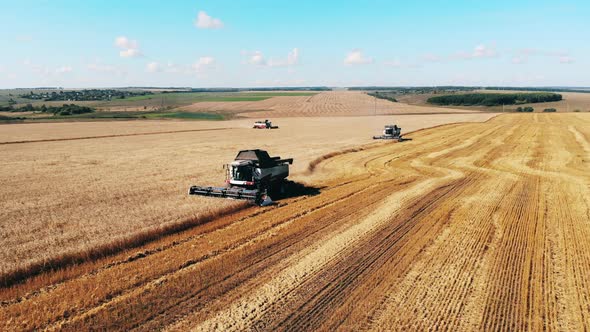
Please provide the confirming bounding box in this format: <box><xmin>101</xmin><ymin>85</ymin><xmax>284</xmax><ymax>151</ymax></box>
<box><xmin>54</xmin><ymin>179</ymin><xmax>408</xmax><ymax>331</ymax></box>
<box><xmin>362</xmin><ymin>122</ymin><xmax>522</xmax><ymax>331</ymax></box>
<box><xmin>227</xmin><ymin>122</ymin><xmax>508</xmax><ymax>331</ymax></box>
<box><xmin>0</xmin><ymin>127</ymin><xmax>234</xmax><ymax>145</ymax></box>
<box><xmin>190</xmin><ymin>172</ymin><xmax>464</xmax><ymax>331</ymax></box>
<box><xmin>17</xmin><ymin>142</ymin><xmax>430</xmax><ymax>330</ymax></box>
<box><xmin>187</xmin><ymin>123</ymin><xmax>501</xmax><ymax>331</ymax></box>
<box><xmin>3</xmin><ymin>175</ymin><xmax>389</xmax><ymax>331</ymax></box>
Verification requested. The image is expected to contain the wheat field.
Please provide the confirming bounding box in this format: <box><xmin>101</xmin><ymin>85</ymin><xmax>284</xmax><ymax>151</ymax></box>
<box><xmin>177</xmin><ymin>91</ymin><xmax>480</xmax><ymax>117</ymax></box>
<box><xmin>0</xmin><ymin>113</ymin><xmax>495</xmax><ymax>281</ymax></box>
<box><xmin>1</xmin><ymin>113</ymin><xmax>590</xmax><ymax>331</ymax></box>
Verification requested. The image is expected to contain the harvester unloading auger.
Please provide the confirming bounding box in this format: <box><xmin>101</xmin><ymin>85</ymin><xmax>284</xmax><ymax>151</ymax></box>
<box><xmin>189</xmin><ymin>149</ymin><xmax>293</xmax><ymax>206</ymax></box>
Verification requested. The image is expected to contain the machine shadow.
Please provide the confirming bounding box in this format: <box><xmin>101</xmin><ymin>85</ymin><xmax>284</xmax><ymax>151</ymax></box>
<box><xmin>279</xmin><ymin>181</ymin><xmax>324</xmax><ymax>199</ymax></box>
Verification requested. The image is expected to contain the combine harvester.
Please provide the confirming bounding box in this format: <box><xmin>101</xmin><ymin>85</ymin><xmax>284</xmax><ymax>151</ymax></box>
<box><xmin>373</xmin><ymin>124</ymin><xmax>403</xmax><ymax>142</ymax></box>
<box><xmin>253</xmin><ymin>119</ymin><xmax>278</xmax><ymax>129</ymax></box>
<box><xmin>189</xmin><ymin>149</ymin><xmax>293</xmax><ymax>206</ymax></box>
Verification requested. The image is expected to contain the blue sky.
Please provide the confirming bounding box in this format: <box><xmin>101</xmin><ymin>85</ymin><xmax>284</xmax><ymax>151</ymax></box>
<box><xmin>1</xmin><ymin>0</ymin><xmax>588</xmax><ymax>88</ymax></box>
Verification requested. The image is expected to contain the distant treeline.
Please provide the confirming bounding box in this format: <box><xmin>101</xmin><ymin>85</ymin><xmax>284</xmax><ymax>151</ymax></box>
<box><xmin>0</xmin><ymin>103</ymin><xmax>95</xmax><ymax>115</ymax></box>
<box><xmin>367</xmin><ymin>91</ymin><xmax>397</xmax><ymax>102</ymax></box>
<box><xmin>427</xmin><ymin>93</ymin><xmax>562</xmax><ymax>106</ymax></box>
<box><xmin>349</xmin><ymin>86</ymin><xmax>477</xmax><ymax>94</ymax></box>
<box><xmin>484</xmin><ymin>87</ymin><xmax>590</xmax><ymax>94</ymax></box>
<box><xmin>350</xmin><ymin>86</ymin><xmax>590</xmax><ymax>95</ymax></box>
<box><xmin>162</xmin><ymin>87</ymin><xmax>332</xmax><ymax>93</ymax></box>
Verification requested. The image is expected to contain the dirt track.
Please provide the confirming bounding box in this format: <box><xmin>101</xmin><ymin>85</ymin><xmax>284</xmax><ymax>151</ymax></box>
<box><xmin>2</xmin><ymin>113</ymin><xmax>590</xmax><ymax>331</ymax></box>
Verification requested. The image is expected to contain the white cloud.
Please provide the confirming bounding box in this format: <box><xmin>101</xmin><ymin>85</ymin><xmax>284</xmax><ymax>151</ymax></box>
<box><xmin>165</xmin><ymin>62</ymin><xmax>182</xmax><ymax>73</ymax></box>
<box><xmin>452</xmin><ymin>43</ymin><xmax>498</xmax><ymax>60</ymax></box>
<box><xmin>511</xmin><ymin>48</ymin><xmax>573</xmax><ymax>64</ymax></box>
<box><xmin>119</xmin><ymin>49</ymin><xmax>142</xmax><ymax>58</ymax></box>
<box><xmin>422</xmin><ymin>53</ymin><xmax>442</xmax><ymax>62</ymax></box>
<box><xmin>87</xmin><ymin>63</ymin><xmax>115</xmax><ymax>73</ymax></box>
<box><xmin>473</xmin><ymin>44</ymin><xmax>497</xmax><ymax>58</ymax></box>
<box><xmin>383</xmin><ymin>59</ymin><xmax>402</xmax><ymax>67</ymax></box>
<box><xmin>21</xmin><ymin>60</ymin><xmax>73</xmax><ymax>78</ymax></box>
<box><xmin>145</xmin><ymin>58</ymin><xmax>215</xmax><ymax>75</ymax></box>
<box><xmin>114</xmin><ymin>36</ymin><xmax>138</xmax><ymax>50</ymax></box>
<box><xmin>194</xmin><ymin>11</ymin><xmax>224</xmax><ymax>29</ymax></box>
<box><xmin>87</xmin><ymin>62</ymin><xmax>127</xmax><ymax>76</ymax></box>
<box><xmin>146</xmin><ymin>62</ymin><xmax>161</xmax><ymax>73</ymax></box>
<box><xmin>246</xmin><ymin>51</ymin><xmax>266</xmax><ymax>66</ymax></box>
<box><xmin>243</xmin><ymin>48</ymin><xmax>300</xmax><ymax>68</ymax></box>
<box><xmin>559</xmin><ymin>56</ymin><xmax>574</xmax><ymax>64</ymax></box>
<box><xmin>344</xmin><ymin>49</ymin><xmax>374</xmax><ymax>65</ymax></box>
<box><xmin>55</xmin><ymin>66</ymin><xmax>73</xmax><ymax>74</ymax></box>
<box><xmin>114</xmin><ymin>36</ymin><xmax>142</xmax><ymax>58</ymax></box>
<box><xmin>511</xmin><ymin>56</ymin><xmax>525</xmax><ymax>64</ymax></box>
<box><xmin>22</xmin><ymin>59</ymin><xmax>50</xmax><ymax>76</ymax></box>
<box><xmin>518</xmin><ymin>49</ymin><xmax>566</xmax><ymax>57</ymax></box>
<box><xmin>192</xmin><ymin>56</ymin><xmax>216</xmax><ymax>72</ymax></box>
<box><xmin>383</xmin><ymin>59</ymin><xmax>421</xmax><ymax>69</ymax></box>
<box><xmin>287</xmin><ymin>48</ymin><xmax>299</xmax><ymax>65</ymax></box>
<box><xmin>148</xmin><ymin>61</ymin><xmax>182</xmax><ymax>73</ymax></box>
<box><xmin>268</xmin><ymin>48</ymin><xmax>300</xmax><ymax>67</ymax></box>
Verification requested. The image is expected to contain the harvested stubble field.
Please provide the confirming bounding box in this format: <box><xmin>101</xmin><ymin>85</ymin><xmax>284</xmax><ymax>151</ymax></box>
<box><xmin>0</xmin><ymin>113</ymin><xmax>494</xmax><ymax>279</ymax></box>
<box><xmin>2</xmin><ymin>113</ymin><xmax>590</xmax><ymax>331</ymax></box>
<box><xmin>178</xmin><ymin>90</ymin><xmax>480</xmax><ymax>117</ymax></box>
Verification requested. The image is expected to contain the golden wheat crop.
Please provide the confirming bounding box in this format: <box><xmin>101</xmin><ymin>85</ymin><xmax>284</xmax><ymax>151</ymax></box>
<box><xmin>0</xmin><ymin>113</ymin><xmax>494</xmax><ymax>283</ymax></box>
<box><xmin>1</xmin><ymin>113</ymin><xmax>589</xmax><ymax>331</ymax></box>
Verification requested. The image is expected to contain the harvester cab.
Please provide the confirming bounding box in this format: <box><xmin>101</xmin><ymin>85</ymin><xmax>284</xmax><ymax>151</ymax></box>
<box><xmin>373</xmin><ymin>124</ymin><xmax>403</xmax><ymax>141</ymax></box>
<box><xmin>189</xmin><ymin>149</ymin><xmax>293</xmax><ymax>206</ymax></box>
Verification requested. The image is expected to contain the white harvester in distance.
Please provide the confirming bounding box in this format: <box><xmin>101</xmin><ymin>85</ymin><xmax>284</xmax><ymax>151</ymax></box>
<box><xmin>253</xmin><ymin>119</ymin><xmax>278</xmax><ymax>129</ymax></box>
<box><xmin>373</xmin><ymin>124</ymin><xmax>403</xmax><ymax>142</ymax></box>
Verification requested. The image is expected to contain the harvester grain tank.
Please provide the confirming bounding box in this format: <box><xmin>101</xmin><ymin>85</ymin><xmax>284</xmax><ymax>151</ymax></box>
<box><xmin>189</xmin><ymin>149</ymin><xmax>293</xmax><ymax>206</ymax></box>
<box><xmin>373</xmin><ymin>124</ymin><xmax>403</xmax><ymax>141</ymax></box>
